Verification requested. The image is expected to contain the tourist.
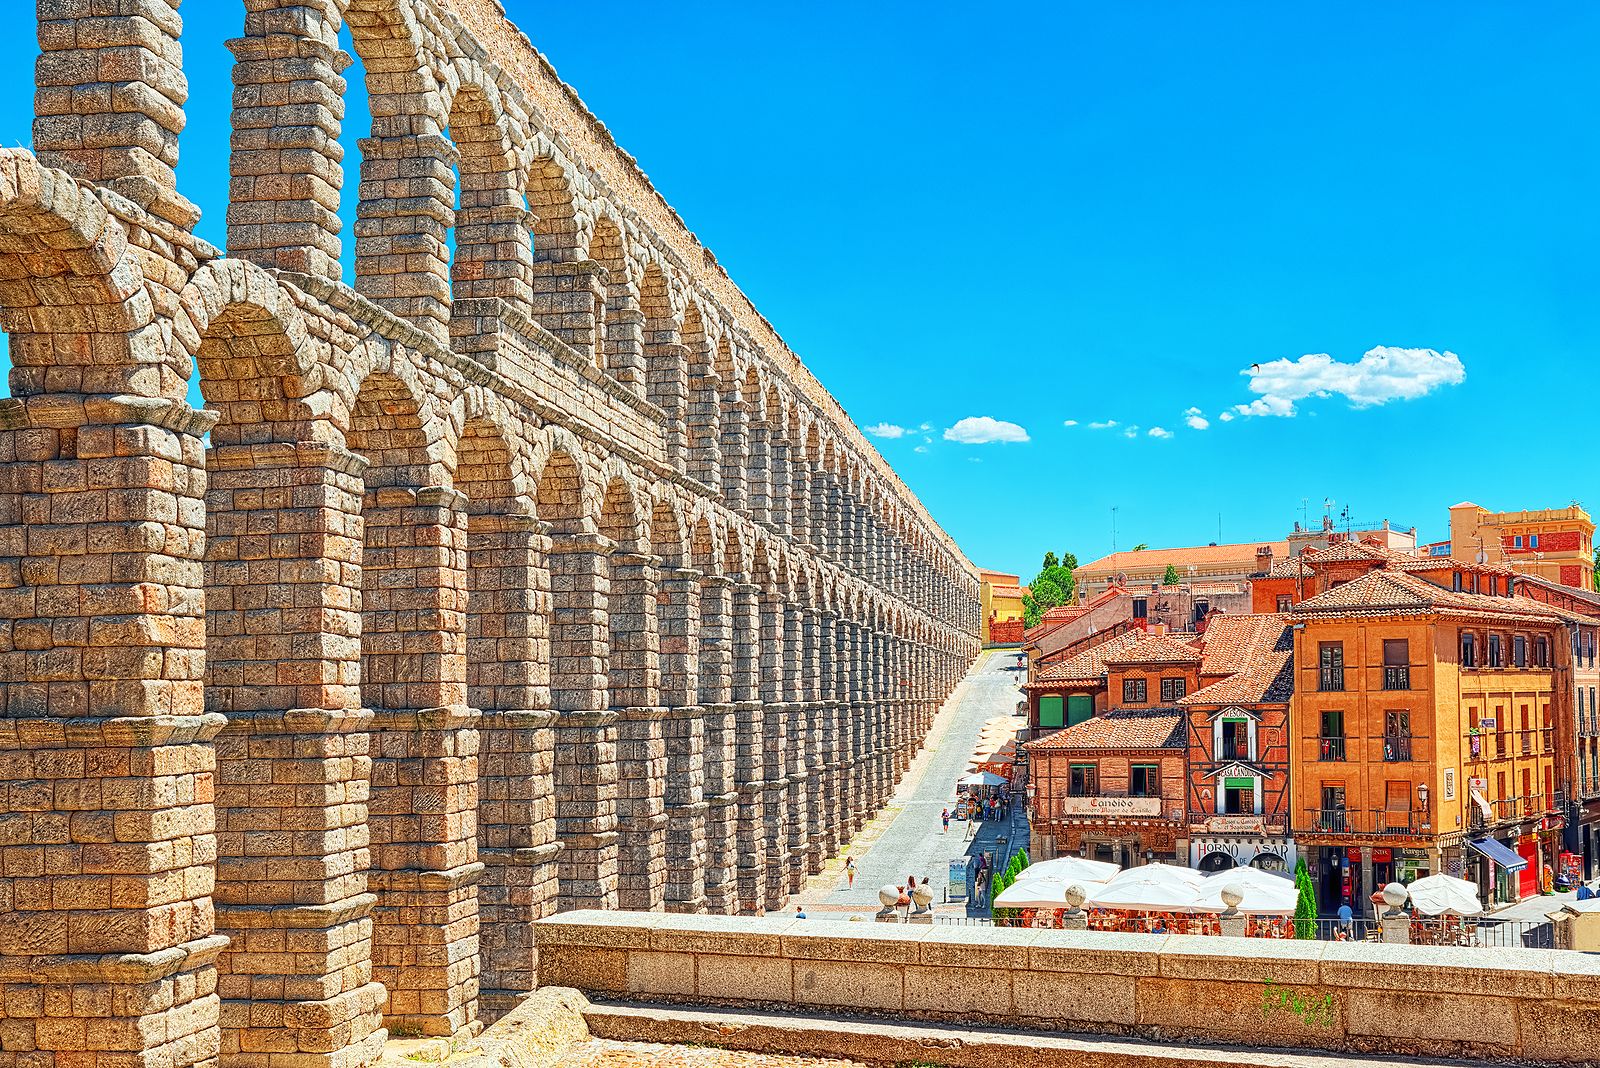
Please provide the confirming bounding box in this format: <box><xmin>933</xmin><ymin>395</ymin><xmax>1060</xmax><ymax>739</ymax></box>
<box><xmin>1337</xmin><ymin>899</ymin><xmax>1353</xmax><ymax>937</ymax></box>
<box><xmin>845</xmin><ymin>856</ymin><xmax>855</xmax><ymax>889</ymax></box>
<box><xmin>942</xmin><ymin>807</ymin><xmax>950</xmax><ymax>833</ymax></box>
<box><xmin>795</xmin><ymin>906</ymin><xmax>806</xmax><ymax>919</ymax></box>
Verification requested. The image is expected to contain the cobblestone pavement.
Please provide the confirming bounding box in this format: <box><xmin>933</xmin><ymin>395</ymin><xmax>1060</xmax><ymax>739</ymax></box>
<box><xmin>795</xmin><ymin>650</ymin><xmax>1030</xmax><ymax>916</ymax></box>
<box><xmin>556</xmin><ymin>1039</ymin><xmax>866</xmax><ymax>1067</ymax></box>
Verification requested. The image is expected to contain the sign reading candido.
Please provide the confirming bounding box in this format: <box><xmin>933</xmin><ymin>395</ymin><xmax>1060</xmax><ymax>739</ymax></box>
<box><xmin>1060</xmin><ymin>796</ymin><xmax>1162</xmax><ymax>816</ymax></box>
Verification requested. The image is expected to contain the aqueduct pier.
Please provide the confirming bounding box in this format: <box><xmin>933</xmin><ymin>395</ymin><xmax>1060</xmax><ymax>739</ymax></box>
<box><xmin>0</xmin><ymin>2</ymin><xmax>981</xmax><ymax>1066</ymax></box>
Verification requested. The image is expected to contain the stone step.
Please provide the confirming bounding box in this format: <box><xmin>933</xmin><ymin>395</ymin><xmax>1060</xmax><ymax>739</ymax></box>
<box><xmin>581</xmin><ymin>1000</ymin><xmax>1489</xmax><ymax>1068</ymax></box>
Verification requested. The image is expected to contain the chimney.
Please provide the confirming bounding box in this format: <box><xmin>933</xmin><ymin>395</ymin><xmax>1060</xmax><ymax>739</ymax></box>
<box><xmin>1255</xmin><ymin>545</ymin><xmax>1274</xmax><ymax>574</ymax></box>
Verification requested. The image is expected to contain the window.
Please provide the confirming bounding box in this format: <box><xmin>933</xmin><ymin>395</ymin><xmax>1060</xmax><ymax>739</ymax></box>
<box><xmin>1488</xmin><ymin>634</ymin><xmax>1503</xmax><ymax>668</ymax></box>
<box><xmin>1193</xmin><ymin>598</ymin><xmax>1210</xmax><ymax>624</ymax></box>
<box><xmin>1452</xmin><ymin>571</ymin><xmax>1463</xmax><ymax>592</ymax></box>
<box><xmin>1066</xmin><ymin>694</ymin><xmax>1093</xmax><ymax>727</ymax></box>
<box><xmin>1461</xmin><ymin>632</ymin><xmax>1476</xmax><ymax>668</ymax></box>
<box><xmin>1221</xmin><ymin>718</ymin><xmax>1250</xmax><ymax>761</ymax></box>
<box><xmin>1319</xmin><ymin>709</ymin><xmax>1345</xmax><ymax>761</ymax></box>
<box><xmin>1319</xmin><ymin>784</ymin><xmax>1347</xmax><ymax>831</ymax></box>
<box><xmin>1276</xmin><ymin>594</ymin><xmax>1292</xmax><ymax>612</ymax></box>
<box><xmin>1069</xmin><ymin>763</ymin><xmax>1097</xmax><ymax>796</ymax></box>
<box><xmin>1383</xmin><ymin>710</ymin><xmax>1412</xmax><ymax>762</ymax></box>
<box><xmin>1122</xmin><ymin>677</ymin><xmax>1147</xmax><ymax>704</ymax></box>
<box><xmin>1319</xmin><ymin>642</ymin><xmax>1345</xmax><ymax>691</ymax></box>
<box><xmin>1223</xmin><ymin>776</ymin><xmax>1254</xmax><ymax>815</ymax></box>
<box><xmin>1038</xmin><ymin>695</ymin><xmax>1064</xmax><ymax>729</ymax></box>
<box><xmin>1534</xmin><ymin>636</ymin><xmax>1549</xmax><ymax>668</ymax></box>
<box><xmin>1160</xmin><ymin>676</ymin><xmax>1187</xmax><ymax>703</ymax></box>
<box><xmin>1132</xmin><ymin>597</ymin><xmax>1148</xmax><ymax>620</ymax></box>
<box><xmin>1513</xmin><ymin>635</ymin><xmax>1527</xmax><ymax>668</ymax></box>
<box><xmin>1514</xmin><ymin>535</ymin><xmax>1524</xmax><ymax>549</ymax></box>
<box><xmin>1531</xmin><ymin>534</ymin><xmax>1539</xmax><ymax>549</ymax></box>
<box><xmin>1383</xmin><ymin>639</ymin><xmax>1410</xmax><ymax>690</ymax></box>
<box><xmin>1130</xmin><ymin>763</ymin><xmax>1160</xmax><ymax>798</ymax></box>
<box><xmin>1384</xmin><ymin>781</ymin><xmax>1413</xmax><ymax>831</ymax></box>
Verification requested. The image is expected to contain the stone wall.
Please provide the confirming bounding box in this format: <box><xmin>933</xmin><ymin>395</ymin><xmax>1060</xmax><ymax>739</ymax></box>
<box><xmin>0</xmin><ymin>3</ymin><xmax>981</xmax><ymax>1068</ymax></box>
<box><xmin>536</xmin><ymin>910</ymin><xmax>1600</xmax><ymax>1065</ymax></box>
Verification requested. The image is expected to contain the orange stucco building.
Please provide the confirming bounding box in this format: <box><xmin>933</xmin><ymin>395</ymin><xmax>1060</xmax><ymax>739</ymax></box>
<box><xmin>980</xmin><ymin>568</ymin><xmax>1028</xmax><ymax>645</ymax></box>
<box><xmin>1289</xmin><ymin>559</ymin><xmax>1579</xmax><ymax>913</ymax></box>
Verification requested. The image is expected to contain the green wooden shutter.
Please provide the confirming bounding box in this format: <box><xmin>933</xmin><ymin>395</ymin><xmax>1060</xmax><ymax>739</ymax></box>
<box><xmin>1067</xmin><ymin>695</ymin><xmax>1093</xmax><ymax>726</ymax></box>
<box><xmin>1039</xmin><ymin>696</ymin><xmax>1064</xmax><ymax>728</ymax></box>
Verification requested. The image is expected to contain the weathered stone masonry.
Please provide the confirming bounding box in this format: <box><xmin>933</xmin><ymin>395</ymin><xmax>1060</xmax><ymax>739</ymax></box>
<box><xmin>0</xmin><ymin>2</ymin><xmax>979</xmax><ymax>1068</ymax></box>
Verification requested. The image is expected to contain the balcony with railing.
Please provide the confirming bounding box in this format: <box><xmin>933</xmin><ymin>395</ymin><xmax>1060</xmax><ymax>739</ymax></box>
<box><xmin>1317</xmin><ymin>735</ymin><xmax>1346</xmax><ymax>762</ymax></box>
<box><xmin>1382</xmin><ymin>665</ymin><xmax>1411</xmax><ymax>691</ymax></box>
<box><xmin>1381</xmin><ymin>734</ymin><xmax>1422</xmax><ymax>762</ymax></box>
<box><xmin>1220</xmin><ymin>741</ymin><xmax>1251</xmax><ymax>761</ymax></box>
<box><xmin>1318</xmin><ymin>667</ymin><xmax>1344</xmax><ymax>692</ymax></box>
<box><xmin>1300</xmin><ymin>807</ymin><xmax>1429</xmax><ymax>838</ymax></box>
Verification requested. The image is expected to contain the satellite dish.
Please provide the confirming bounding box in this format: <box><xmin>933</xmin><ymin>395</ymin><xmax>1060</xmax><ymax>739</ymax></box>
<box><xmin>1476</xmin><ymin>552</ymin><xmax>1487</xmax><ymax>565</ymax></box>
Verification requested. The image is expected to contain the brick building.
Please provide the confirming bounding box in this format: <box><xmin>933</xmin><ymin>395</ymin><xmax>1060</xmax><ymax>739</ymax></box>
<box><xmin>1289</xmin><ymin>560</ymin><xmax>1580</xmax><ymax>912</ymax></box>
<box><xmin>1447</xmin><ymin>501</ymin><xmax>1596</xmax><ymax>590</ymax></box>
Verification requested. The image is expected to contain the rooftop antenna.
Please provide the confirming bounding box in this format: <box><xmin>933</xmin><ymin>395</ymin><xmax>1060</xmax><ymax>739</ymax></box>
<box><xmin>1300</xmin><ymin>497</ymin><xmax>1309</xmax><ymax>530</ymax></box>
<box><xmin>1218</xmin><ymin>513</ymin><xmax>1223</xmax><ymax>544</ymax></box>
<box><xmin>1111</xmin><ymin>505</ymin><xmax>1119</xmax><ymax>555</ymax></box>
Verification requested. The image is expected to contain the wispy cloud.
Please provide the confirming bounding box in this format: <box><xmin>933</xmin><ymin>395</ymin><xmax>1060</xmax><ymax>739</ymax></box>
<box><xmin>1063</xmin><ymin>419</ymin><xmax>1079</xmax><ymax>427</ymax></box>
<box><xmin>1148</xmin><ymin>426</ymin><xmax>1173</xmax><ymax>439</ymax></box>
<box><xmin>1235</xmin><ymin>346</ymin><xmax>1465</xmax><ymax>418</ymax></box>
<box><xmin>913</xmin><ymin>444</ymin><xmax>928</xmax><ymax>453</ymax></box>
<box><xmin>944</xmin><ymin>416</ymin><xmax>1030</xmax><ymax>444</ymax></box>
<box><xmin>1219</xmin><ymin>411</ymin><xmax>1235</xmax><ymax>422</ymax></box>
<box><xmin>1088</xmin><ymin>420</ymin><xmax>1118</xmax><ymax>430</ymax></box>
<box><xmin>918</xmin><ymin>422</ymin><xmax>933</xmax><ymax>432</ymax></box>
<box><xmin>1122</xmin><ymin>425</ymin><xmax>1140</xmax><ymax>439</ymax></box>
<box><xmin>1183</xmin><ymin>407</ymin><xmax>1209</xmax><ymax>431</ymax></box>
<box><xmin>865</xmin><ymin>422</ymin><xmax>909</xmax><ymax>439</ymax></box>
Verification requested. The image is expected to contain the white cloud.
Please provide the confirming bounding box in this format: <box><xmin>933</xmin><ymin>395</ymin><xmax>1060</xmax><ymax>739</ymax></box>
<box><xmin>913</xmin><ymin>445</ymin><xmax>928</xmax><ymax>453</ymax></box>
<box><xmin>1122</xmin><ymin>425</ymin><xmax>1140</xmax><ymax>439</ymax></box>
<box><xmin>1183</xmin><ymin>407</ymin><xmax>1209</xmax><ymax>431</ymax></box>
<box><xmin>1219</xmin><ymin>411</ymin><xmax>1235</xmax><ymax>422</ymax></box>
<box><xmin>1088</xmin><ymin>420</ymin><xmax>1118</xmax><ymax>430</ymax></box>
<box><xmin>1148</xmin><ymin>426</ymin><xmax>1173</xmax><ymax>439</ymax></box>
<box><xmin>943</xmin><ymin>416</ymin><xmax>1030</xmax><ymax>444</ymax></box>
<box><xmin>918</xmin><ymin>422</ymin><xmax>933</xmax><ymax>432</ymax></box>
<box><xmin>1063</xmin><ymin>419</ymin><xmax>1079</xmax><ymax>427</ymax></box>
<box><xmin>1236</xmin><ymin>346</ymin><xmax>1465</xmax><ymax>417</ymax></box>
<box><xmin>865</xmin><ymin>423</ymin><xmax>909</xmax><ymax>438</ymax></box>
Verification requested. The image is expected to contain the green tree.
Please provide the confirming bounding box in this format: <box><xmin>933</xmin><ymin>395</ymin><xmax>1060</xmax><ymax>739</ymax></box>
<box><xmin>1022</xmin><ymin>551</ymin><xmax>1080</xmax><ymax>628</ymax></box>
<box><xmin>1593</xmin><ymin>548</ymin><xmax>1598</xmax><ymax>591</ymax></box>
<box><xmin>1131</xmin><ymin>543</ymin><xmax>1149</xmax><ymax>552</ymax></box>
<box><xmin>1042</xmin><ymin>551</ymin><xmax>1059</xmax><ymax>570</ymax></box>
<box><xmin>1163</xmin><ymin>563</ymin><xmax>1181</xmax><ymax>586</ymax></box>
<box><xmin>1293</xmin><ymin>857</ymin><xmax>1319</xmax><ymax>939</ymax></box>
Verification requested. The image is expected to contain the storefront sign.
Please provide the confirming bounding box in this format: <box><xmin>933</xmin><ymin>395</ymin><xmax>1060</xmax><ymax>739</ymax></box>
<box><xmin>947</xmin><ymin>858</ymin><xmax>968</xmax><ymax>900</ymax></box>
<box><xmin>1060</xmin><ymin>796</ymin><xmax>1162</xmax><ymax>816</ymax></box>
<box><xmin>1204</xmin><ymin>816</ymin><xmax>1265</xmax><ymax>834</ymax></box>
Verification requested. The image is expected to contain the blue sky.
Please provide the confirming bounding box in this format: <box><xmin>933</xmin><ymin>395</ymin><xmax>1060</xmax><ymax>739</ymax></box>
<box><xmin>1</xmin><ymin>4</ymin><xmax>1596</xmax><ymax>578</ymax></box>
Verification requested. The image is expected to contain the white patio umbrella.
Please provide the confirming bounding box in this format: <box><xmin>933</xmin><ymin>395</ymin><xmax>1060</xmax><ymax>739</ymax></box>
<box><xmin>1022</xmin><ymin>856</ymin><xmax>1122</xmax><ymax>885</ymax></box>
<box><xmin>1084</xmin><ymin>863</ymin><xmax>1207</xmax><ymax>912</ymax></box>
<box><xmin>957</xmin><ymin>771</ymin><xmax>1006</xmax><ymax>787</ymax></box>
<box><xmin>1190</xmin><ymin>874</ymin><xmax>1298</xmax><ymax>915</ymax></box>
<box><xmin>993</xmin><ymin>877</ymin><xmax>1110</xmax><ymax>909</ymax></box>
<box><xmin>1202</xmin><ymin>865</ymin><xmax>1294</xmax><ymax>891</ymax></box>
<box><xmin>1405</xmin><ymin>873</ymin><xmax>1483</xmax><ymax>917</ymax></box>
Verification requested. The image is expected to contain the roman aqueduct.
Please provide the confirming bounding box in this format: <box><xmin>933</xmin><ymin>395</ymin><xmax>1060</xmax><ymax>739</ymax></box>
<box><xmin>0</xmin><ymin>1</ymin><xmax>981</xmax><ymax>1066</ymax></box>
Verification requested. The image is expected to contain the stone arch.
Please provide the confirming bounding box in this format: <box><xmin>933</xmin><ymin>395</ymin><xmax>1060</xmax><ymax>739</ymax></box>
<box><xmin>534</xmin><ymin>434</ymin><xmax>589</xmax><ymax>534</ymax></box>
<box><xmin>589</xmin><ymin>213</ymin><xmax>638</xmax><ymax>385</ymax></box>
<box><xmin>526</xmin><ymin>156</ymin><xmax>580</xmax><ymax>263</ymax></box>
<box><xmin>447</xmin><ymin>79</ymin><xmax>532</xmax><ymax>311</ymax></box>
<box><xmin>681</xmin><ymin>301</ymin><xmax>719</xmax><ymax>487</ymax></box>
<box><xmin>640</xmin><ymin>261</ymin><xmax>685</xmax><ymax>465</ymax></box>
<box><xmin>650</xmin><ymin>491</ymin><xmax>687</xmax><ymax>567</ymax></box>
<box><xmin>0</xmin><ymin>151</ymin><xmax>164</xmax><ymax>400</ymax></box>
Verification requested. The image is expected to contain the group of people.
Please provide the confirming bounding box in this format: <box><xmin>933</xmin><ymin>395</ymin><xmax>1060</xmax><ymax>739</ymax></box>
<box><xmin>995</xmin><ymin>908</ymin><xmax>1300</xmax><ymax>937</ymax></box>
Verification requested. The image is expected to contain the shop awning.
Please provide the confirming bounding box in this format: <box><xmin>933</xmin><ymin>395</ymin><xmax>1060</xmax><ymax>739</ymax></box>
<box><xmin>1467</xmin><ymin>837</ymin><xmax>1528</xmax><ymax>872</ymax></box>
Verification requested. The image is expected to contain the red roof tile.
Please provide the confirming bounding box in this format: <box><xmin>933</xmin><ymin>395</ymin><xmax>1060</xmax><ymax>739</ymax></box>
<box><xmin>1291</xmin><ymin>568</ymin><xmax>1569</xmax><ymax>623</ymax></box>
<box><xmin>1031</xmin><ymin>629</ymin><xmax>1143</xmax><ymax>685</ymax></box>
<box><xmin>1023</xmin><ymin>709</ymin><xmax>1185</xmax><ymax>751</ymax></box>
<box><xmin>1102</xmin><ymin>633</ymin><xmax>1202</xmax><ymax>667</ymax></box>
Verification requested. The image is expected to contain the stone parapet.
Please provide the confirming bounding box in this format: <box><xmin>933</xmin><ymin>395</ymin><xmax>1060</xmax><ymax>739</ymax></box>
<box><xmin>535</xmin><ymin>911</ymin><xmax>1600</xmax><ymax>1064</ymax></box>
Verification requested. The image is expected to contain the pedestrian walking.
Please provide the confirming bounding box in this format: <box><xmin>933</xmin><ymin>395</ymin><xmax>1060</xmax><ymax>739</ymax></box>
<box><xmin>795</xmin><ymin>906</ymin><xmax>807</xmax><ymax>919</ymax></box>
<box><xmin>941</xmin><ymin>807</ymin><xmax>950</xmax><ymax>833</ymax></box>
<box><xmin>845</xmin><ymin>856</ymin><xmax>855</xmax><ymax>889</ymax></box>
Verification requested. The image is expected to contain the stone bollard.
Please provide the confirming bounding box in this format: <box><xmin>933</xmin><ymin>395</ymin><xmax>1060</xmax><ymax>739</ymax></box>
<box><xmin>1378</xmin><ymin>881</ymin><xmax>1412</xmax><ymax>944</ymax></box>
<box><xmin>908</xmin><ymin>882</ymin><xmax>935</xmax><ymax>924</ymax></box>
<box><xmin>1217</xmin><ymin>883</ymin><xmax>1248</xmax><ymax>937</ymax></box>
<box><xmin>1061</xmin><ymin>883</ymin><xmax>1089</xmax><ymax>930</ymax></box>
<box><xmin>876</xmin><ymin>884</ymin><xmax>902</xmax><ymax>922</ymax></box>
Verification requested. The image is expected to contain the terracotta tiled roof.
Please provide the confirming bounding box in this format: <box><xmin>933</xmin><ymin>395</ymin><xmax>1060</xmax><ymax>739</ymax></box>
<box><xmin>1290</xmin><ymin>568</ymin><xmax>1569</xmax><ymax>623</ymax></box>
<box><xmin>1196</xmin><ymin>614</ymin><xmax>1292</xmax><ymax>677</ymax></box>
<box><xmin>1031</xmin><ymin>629</ymin><xmax>1143</xmax><ymax>685</ymax></box>
<box><xmin>1304</xmin><ymin>540</ymin><xmax>1409</xmax><ymax>566</ymax></box>
<box><xmin>1264</xmin><ymin>555</ymin><xmax>1313</xmax><ymax>578</ymax></box>
<box><xmin>1395</xmin><ymin>557</ymin><xmax>1513</xmax><ymax>579</ymax></box>
<box><xmin>1022</xmin><ymin>709</ymin><xmax>1185</xmax><ymax>751</ymax></box>
<box><xmin>1102</xmin><ymin>633</ymin><xmax>1202</xmax><ymax>667</ymax></box>
<box><xmin>1180</xmin><ymin>651</ymin><xmax>1294</xmax><ymax>707</ymax></box>
<box><xmin>989</xmin><ymin>584</ymin><xmax>1025</xmax><ymax>598</ymax></box>
<box><xmin>1077</xmin><ymin>541</ymin><xmax>1290</xmax><ymax>575</ymax></box>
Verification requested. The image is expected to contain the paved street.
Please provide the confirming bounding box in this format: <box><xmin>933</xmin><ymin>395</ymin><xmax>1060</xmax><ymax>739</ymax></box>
<box><xmin>795</xmin><ymin>649</ymin><xmax>1029</xmax><ymax>916</ymax></box>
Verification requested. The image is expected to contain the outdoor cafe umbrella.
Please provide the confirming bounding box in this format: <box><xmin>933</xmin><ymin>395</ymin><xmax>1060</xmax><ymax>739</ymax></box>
<box><xmin>957</xmin><ymin>771</ymin><xmax>1006</xmax><ymax>787</ymax></box>
<box><xmin>994</xmin><ymin>876</ymin><xmax>1113</xmax><ymax>909</ymax></box>
<box><xmin>1023</xmin><ymin>856</ymin><xmax>1122</xmax><ymax>885</ymax></box>
<box><xmin>1085</xmin><ymin>863</ymin><xmax>1208</xmax><ymax>912</ymax></box>
<box><xmin>1190</xmin><ymin>872</ymin><xmax>1298</xmax><ymax>915</ymax></box>
<box><xmin>1405</xmin><ymin>873</ymin><xmax>1484</xmax><ymax>917</ymax></box>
